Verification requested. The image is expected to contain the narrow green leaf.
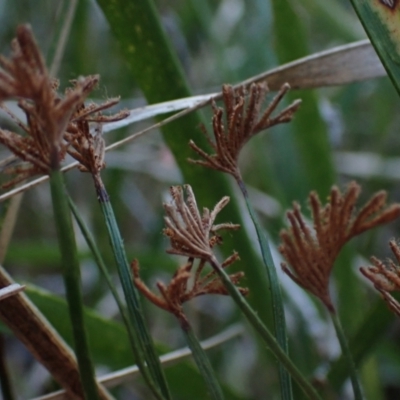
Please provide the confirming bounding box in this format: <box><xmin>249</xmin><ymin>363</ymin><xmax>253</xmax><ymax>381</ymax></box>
<box><xmin>330</xmin><ymin>311</ymin><xmax>363</xmax><ymax>400</ymax></box>
<box><xmin>328</xmin><ymin>298</ymin><xmax>393</xmax><ymax>389</ymax></box>
<box><xmin>49</xmin><ymin>169</ymin><xmax>100</xmax><ymax>400</ymax></box>
<box><xmin>96</xmin><ymin>185</ymin><xmax>169</xmax><ymax>400</ymax></box>
<box><xmin>208</xmin><ymin>256</ymin><xmax>322</xmax><ymax>400</ymax></box>
<box><xmin>69</xmin><ymin>194</ymin><xmax>171</xmax><ymax>399</ymax></box>
<box><xmin>240</xmin><ymin>185</ymin><xmax>292</xmax><ymax>399</ymax></box>
<box><xmin>181</xmin><ymin>322</ymin><xmax>225</xmax><ymax>400</ymax></box>
<box><xmin>350</xmin><ymin>0</ymin><xmax>400</xmax><ymax>95</ymax></box>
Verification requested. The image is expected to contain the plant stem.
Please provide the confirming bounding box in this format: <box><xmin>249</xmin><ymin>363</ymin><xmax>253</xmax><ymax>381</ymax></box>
<box><xmin>237</xmin><ymin>178</ymin><xmax>292</xmax><ymax>399</ymax></box>
<box><xmin>68</xmin><ymin>195</ymin><xmax>165</xmax><ymax>400</ymax></box>
<box><xmin>93</xmin><ymin>176</ymin><xmax>170</xmax><ymax>400</ymax></box>
<box><xmin>49</xmin><ymin>169</ymin><xmax>99</xmax><ymax>400</ymax></box>
<box><xmin>180</xmin><ymin>318</ymin><xmax>225</xmax><ymax>400</ymax></box>
<box><xmin>330</xmin><ymin>311</ymin><xmax>363</xmax><ymax>400</ymax></box>
<box><xmin>209</xmin><ymin>255</ymin><xmax>322</xmax><ymax>400</ymax></box>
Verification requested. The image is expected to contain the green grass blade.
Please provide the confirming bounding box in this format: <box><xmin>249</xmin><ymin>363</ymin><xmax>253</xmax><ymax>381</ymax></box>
<box><xmin>330</xmin><ymin>311</ymin><xmax>363</xmax><ymax>400</ymax></box>
<box><xmin>349</xmin><ymin>0</ymin><xmax>400</xmax><ymax>96</ymax></box>
<box><xmin>96</xmin><ymin>183</ymin><xmax>170</xmax><ymax>400</ymax></box>
<box><xmin>95</xmin><ymin>0</ymin><xmax>274</xmax><ymax>331</ymax></box>
<box><xmin>239</xmin><ymin>183</ymin><xmax>292</xmax><ymax>399</ymax></box>
<box><xmin>208</xmin><ymin>256</ymin><xmax>322</xmax><ymax>400</ymax></box>
<box><xmin>328</xmin><ymin>298</ymin><xmax>393</xmax><ymax>389</ymax></box>
<box><xmin>67</xmin><ymin>195</ymin><xmax>164</xmax><ymax>397</ymax></box>
<box><xmin>49</xmin><ymin>169</ymin><xmax>100</xmax><ymax>400</ymax></box>
<box><xmin>181</xmin><ymin>321</ymin><xmax>225</xmax><ymax>400</ymax></box>
<box><xmin>68</xmin><ymin>197</ymin><xmax>125</xmax><ymax>318</ymax></box>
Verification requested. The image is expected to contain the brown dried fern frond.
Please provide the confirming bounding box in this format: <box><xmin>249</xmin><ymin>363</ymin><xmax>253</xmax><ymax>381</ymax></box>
<box><xmin>163</xmin><ymin>184</ymin><xmax>240</xmax><ymax>260</ymax></box>
<box><xmin>279</xmin><ymin>182</ymin><xmax>400</xmax><ymax>311</ymax></box>
<box><xmin>360</xmin><ymin>240</ymin><xmax>400</xmax><ymax>317</ymax></box>
<box><xmin>189</xmin><ymin>82</ymin><xmax>301</xmax><ymax>180</ymax></box>
<box><xmin>132</xmin><ymin>256</ymin><xmax>247</xmax><ymax>323</ymax></box>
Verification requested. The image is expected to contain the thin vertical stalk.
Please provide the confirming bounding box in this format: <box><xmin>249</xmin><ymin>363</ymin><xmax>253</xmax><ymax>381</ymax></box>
<box><xmin>330</xmin><ymin>311</ymin><xmax>363</xmax><ymax>400</ymax></box>
<box><xmin>49</xmin><ymin>169</ymin><xmax>99</xmax><ymax>400</ymax></box>
<box><xmin>237</xmin><ymin>179</ymin><xmax>292</xmax><ymax>399</ymax></box>
<box><xmin>67</xmin><ymin>196</ymin><xmax>165</xmax><ymax>400</ymax></box>
<box><xmin>67</xmin><ymin>197</ymin><xmax>128</xmax><ymax>328</ymax></box>
<box><xmin>180</xmin><ymin>319</ymin><xmax>225</xmax><ymax>400</ymax></box>
<box><xmin>94</xmin><ymin>177</ymin><xmax>170</xmax><ymax>400</ymax></box>
<box><xmin>208</xmin><ymin>255</ymin><xmax>322</xmax><ymax>400</ymax></box>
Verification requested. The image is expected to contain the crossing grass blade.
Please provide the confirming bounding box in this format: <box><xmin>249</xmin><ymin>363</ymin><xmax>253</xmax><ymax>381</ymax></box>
<box><xmin>95</xmin><ymin>0</ymin><xmax>275</xmax><ymax>333</ymax></box>
<box><xmin>349</xmin><ymin>0</ymin><xmax>400</xmax><ymax>96</ymax></box>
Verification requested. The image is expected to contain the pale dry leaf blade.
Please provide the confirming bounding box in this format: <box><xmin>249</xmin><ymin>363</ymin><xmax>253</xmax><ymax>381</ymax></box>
<box><xmin>0</xmin><ymin>283</ymin><xmax>25</xmax><ymax>300</ymax></box>
<box><xmin>0</xmin><ymin>41</ymin><xmax>386</xmax><ymax>202</ymax></box>
<box><xmin>99</xmin><ymin>40</ymin><xmax>384</xmax><ymax>133</ymax></box>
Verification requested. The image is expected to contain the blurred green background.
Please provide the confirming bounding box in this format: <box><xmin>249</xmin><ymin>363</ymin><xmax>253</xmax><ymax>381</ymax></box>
<box><xmin>1</xmin><ymin>0</ymin><xmax>400</xmax><ymax>399</ymax></box>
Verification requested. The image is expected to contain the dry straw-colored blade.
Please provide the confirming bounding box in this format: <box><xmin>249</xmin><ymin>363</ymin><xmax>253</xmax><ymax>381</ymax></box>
<box><xmin>0</xmin><ymin>40</ymin><xmax>386</xmax><ymax>202</ymax></box>
<box><xmin>0</xmin><ymin>266</ymin><xmax>112</xmax><ymax>400</ymax></box>
<box><xmin>102</xmin><ymin>39</ymin><xmax>384</xmax><ymax>133</ymax></box>
<box><xmin>0</xmin><ymin>283</ymin><xmax>25</xmax><ymax>300</ymax></box>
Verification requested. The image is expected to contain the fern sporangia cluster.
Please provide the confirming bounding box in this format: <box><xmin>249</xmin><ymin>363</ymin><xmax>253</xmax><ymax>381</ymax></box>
<box><xmin>360</xmin><ymin>240</ymin><xmax>400</xmax><ymax>317</ymax></box>
<box><xmin>189</xmin><ymin>82</ymin><xmax>301</xmax><ymax>182</ymax></box>
<box><xmin>133</xmin><ymin>185</ymin><xmax>247</xmax><ymax>324</ymax></box>
<box><xmin>0</xmin><ymin>25</ymin><xmax>127</xmax><ymax>188</ymax></box>
<box><xmin>279</xmin><ymin>181</ymin><xmax>400</xmax><ymax>312</ymax></box>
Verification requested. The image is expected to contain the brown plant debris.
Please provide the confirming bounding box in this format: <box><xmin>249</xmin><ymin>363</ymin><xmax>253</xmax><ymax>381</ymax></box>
<box><xmin>360</xmin><ymin>240</ymin><xmax>400</xmax><ymax>317</ymax></box>
<box><xmin>189</xmin><ymin>82</ymin><xmax>301</xmax><ymax>181</ymax></box>
<box><xmin>163</xmin><ymin>184</ymin><xmax>240</xmax><ymax>261</ymax></box>
<box><xmin>0</xmin><ymin>25</ymin><xmax>128</xmax><ymax>188</ymax></box>
<box><xmin>279</xmin><ymin>181</ymin><xmax>400</xmax><ymax>312</ymax></box>
<box><xmin>132</xmin><ymin>256</ymin><xmax>248</xmax><ymax>322</ymax></box>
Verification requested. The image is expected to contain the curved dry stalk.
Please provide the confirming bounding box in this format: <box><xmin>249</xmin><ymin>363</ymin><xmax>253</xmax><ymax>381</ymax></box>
<box><xmin>279</xmin><ymin>181</ymin><xmax>400</xmax><ymax>311</ymax></box>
